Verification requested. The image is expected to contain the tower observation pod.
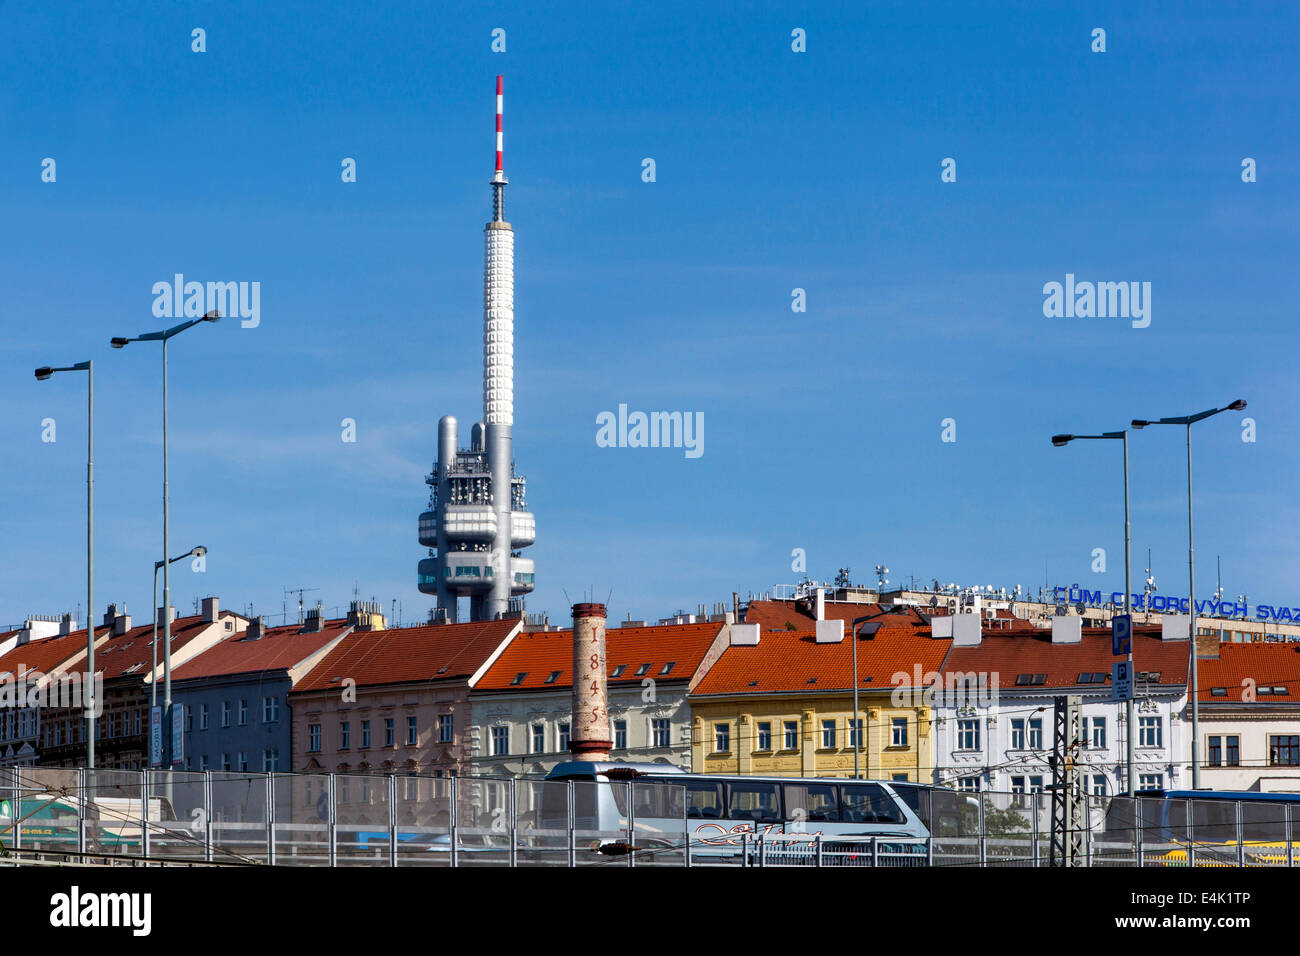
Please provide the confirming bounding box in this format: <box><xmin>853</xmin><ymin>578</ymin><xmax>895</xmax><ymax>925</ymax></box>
<box><xmin>418</xmin><ymin>76</ymin><xmax>536</xmax><ymax>622</ymax></box>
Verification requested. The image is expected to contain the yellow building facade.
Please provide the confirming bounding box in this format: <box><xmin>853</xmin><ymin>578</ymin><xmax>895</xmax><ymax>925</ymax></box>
<box><xmin>689</xmin><ymin>693</ymin><xmax>933</xmax><ymax>781</ymax></box>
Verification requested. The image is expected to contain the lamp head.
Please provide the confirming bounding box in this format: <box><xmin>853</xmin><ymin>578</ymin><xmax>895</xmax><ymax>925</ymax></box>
<box><xmin>1051</xmin><ymin>434</ymin><xmax>1072</xmax><ymax>447</ymax></box>
<box><xmin>202</xmin><ymin>310</ymin><xmax>221</xmax><ymax>323</ymax></box>
<box><xmin>1228</xmin><ymin>399</ymin><xmax>1247</xmax><ymax>411</ymax></box>
<box><xmin>191</xmin><ymin>546</ymin><xmax>207</xmax><ymax>558</ymax></box>
<box><xmin>34</xmin><ymin>367</ymin><xmax>54</xmax><ymax>381</ymax></box>
<box><xmin>1131</xmin><ymin>419</ymin><xmax>1149</xmax><ymax>430</ymax></box>
<box><xmin>110</xmin><ymin>337</ymin><xmax>129</xmax><ymax>349</ymax></box>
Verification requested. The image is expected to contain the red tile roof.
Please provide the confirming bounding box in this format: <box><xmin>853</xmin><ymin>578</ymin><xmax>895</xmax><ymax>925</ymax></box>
<box><xmin>0</xmin><ymin>630</ymin><xmax>96</xmax><ymax>676</ymax></box>
<box><xmin>744</xmin><ymin>598</ymin><xmax>1036</xmax><ymax>636</ymax></box>
<box><xmin>292</xmin><ymin>618</ymin><xmax>520</xmax><ymax>694</ymax></box>
<box><xmin>1196</xmin><ymin>642</ymin><xmax>1300</xmax><ymax>703</ymax></box>
<box><xmin>940</xmin><ymin>627</ymin><xmax>1189</xmax><ymax>690</ymax></box>
<box><xmin>474</xmin><ymin>622</ymin><xmax>723</xmax><ymax>691</ymax></box>
<box><xmin>691</xmin><ymin>625</ymin><xmax>950</xmax><ymax>696</ymax></box>
<box><xmin>172</xmin><ymin>621</ymin><xmax>351</xmax><ymax>682</ymax></box>
<box><xmin>91</xmin><ymin>615</ymin><xmax>216</xmax><ymax>680</ymax></box>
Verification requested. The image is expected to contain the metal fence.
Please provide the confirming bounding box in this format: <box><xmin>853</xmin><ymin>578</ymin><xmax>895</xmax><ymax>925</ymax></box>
<box><xmin>1</xmin><ymin>768</ymin><xmax>1296</xmax><ymax>867</ymax></box>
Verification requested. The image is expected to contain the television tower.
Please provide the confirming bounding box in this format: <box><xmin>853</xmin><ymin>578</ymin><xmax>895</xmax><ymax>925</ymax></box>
<box><xmin>418</xmin><ymin>76</ymin><xmax>536</xmax><ymax>622</ymax></box>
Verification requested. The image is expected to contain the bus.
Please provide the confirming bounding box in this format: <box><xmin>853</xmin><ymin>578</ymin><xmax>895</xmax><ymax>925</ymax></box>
<box><xmin>1100</xmin><ymin>789</ymin><xmax>1300</xmax><ymax>866</ymax></box>
<box><xmin>0</xmin><ymin>794</ymin><xmax>146</xmax><ymax>855</ymax></box>
<box><xmin>542</xmin><ymin>762</ymin><xmax>930</xmax><ymax>864</ymax></box>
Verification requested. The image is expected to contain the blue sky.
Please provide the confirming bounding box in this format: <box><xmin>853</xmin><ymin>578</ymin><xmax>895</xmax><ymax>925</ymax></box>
<box><xmin>2</xmin><ymin>1</ymin><xmax>1297</xmax><ymax>629</ymax></box>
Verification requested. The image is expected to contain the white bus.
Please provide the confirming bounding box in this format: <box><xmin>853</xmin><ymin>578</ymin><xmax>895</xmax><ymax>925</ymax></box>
<box><xmin>543</xmin><ymin>761</ymin><xmax>930</xmax><ymax>863</ymax></box>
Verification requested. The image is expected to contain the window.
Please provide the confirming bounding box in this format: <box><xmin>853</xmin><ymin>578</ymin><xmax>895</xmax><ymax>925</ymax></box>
<box><xmin>1091</xmin><ymin>774</ymin><xmax>1108</xmax><ymax>796</ymax></box>
<box><xmin>531</xmin><ymin>723</ymin><xmax>545</xmax><ymax>754</ymax></box>
<box><xmin>891</xmin><ymin>717</ymin><xmax>908</xmax><ymax>747</ymax></box>
<box><xmin>1139</xmin><ymin>773</ymin><xmax>1163</xmax><ymax>791</ymax></box>
<box><xmin>361</xmin><ymin>720</ymin><xmax>371</xmax><ymax>749</ymax></box>
<box><xmin>1208</xmin><ymin>736</ymin><xmax>1222</xmax><ymax>766</ymax></box>
<box><xmin>263</xmin><ymin>697</ymin><xmax>279</xmax><ymax>723</ymax></box>
<box><xmin>726</xmin><ymin>781</ymin><xmax>781</xmax><ymax>823</ymax></box>
<box><xmin>842</xmin><ymin>782</ymin><xmax>905</xmax><ymax>823</ymax></box>
<box><xmin>437</xmin><ymin>715</ymin><xmax>452</xmax><ymax>743</ymax></box>
<box><xmin>783</xmin><ymin>720</ymin><xmax>799</xmax><ymax>750</ymax></box>
<box><xmin>510</xmin><ymin>672</ymin><xmax>528</xmax><ymax>686</ymax></box>
<box><xmin>1226</xmin><ymin>735</ymin><xmax>1240</xmax><ymax>766</ymax></box>
<box><xmin>957</xmin><ymin>718</ymin><xmax>981</xmax><ymax>751</ymax></box>
<box><xmin>635</xmin><ymin>663</ymin><xmax>651</xmax><ymax>677</ymax></box>
<box><xmin>1014</xmin><ymin>674</ymin><xmax>1047</xmax><ymax>686</ymax></box>
<box><xmin>613</xmin><ymin>719</ymin><xmax>627</xmax><ymax>750</ymax></box>
<box><xmin>714</xmin><ymin>723</ymin><xmax>731</xmax><ymax>753</ymax></box>
<box><xmin>221</xmin><ymin>753</ymin><xmax>230</xmax><ymax>771</ymax></box>
<box><xmin>611</xmin><ymin>665</ymin><xmax>627</xmax><ymax>678</ymax></box>
<box><xmin>199</xmin><ymin>754</ymin><xmax>209</xmax><ymax>771</ymax></box>
<box><xmin>491</xmin><ymin>726</ymin><xmax>509</xmax><ymax>756</ymax></box>
<box><xmin>558</xmin><ymin>722</ymin><xmax>570</xmax><ymax>751</ymax></box>
<box><xmin>544</xmin><ymin>671</ymin><xmax>562</xmax><ymax>684</ymax></box>
<box><xmin>340</xmin><ymin>722</ymin><xmax>351</xmax><ymax>750</ymax></box>
<box><xmin>263</xmin><ymin>749</ymin><xmax>280</xmax><ymax>772</ymax></box>
<box><xmin>659</xmin><ymin>662</ymin><xmax>676</xmax><ymax>676</ymax></box>
<box><xmin>1270</xmin><ymin>735</ymin><xmax>1300</xmax><ymax>766</ymax></box>
<box><xmin>384</xmin><ymin>718</ymin><xmax>394</xmax><ymax>747</ymax></box>
<box><xmin>221</xmin><ymin>701</ymin><xmax>231</xmax><ymax>728</ymax></box>
<box><xmin>185</xmin><ymin>707</ymin><xmax>193</xmax><ymax>732</ymax></box>
<box><xmin>1084</xmin><ymin>716</ymin><xmax>1106</xmax><ymax>749</ymax></box>
<box><xmin>238</xmin><ymin>699</ymin><xmax>248</xmax><ymax>726</ymax></box>
<box><xmin>309</xmin><ymin>724</ymin><xmax>321</xmax><ymax>752</ymax></box>
<box><xmin>237</xmin><ymin>751</ymin><xmax>248</xmax><ymax>771</ymax></box>
<box><xmin>821</xmin><ymin>719</ymin><xmax>836</xmax><ymax>749</ymax></box>
<box><xmin>685</xmin><ymin>780</ymin><xmax>724</xmax><ymax>819</ymax></box>
<box><xmin>1027</xmin><ymin>718</ymin><xmax>1043</xmax><ymax>749</ymax></box>
<box><xmin>956</xmin><ymin>776</ymin><xmax>981</xmax><ymax>792</ymax></box>
<box><xmin>1138</xmin><ymin>716</ymin><xmax>1162</xmax><ymax>748</ymax></box>
<box><xmin>652</xmin><ymin>718</ymin><xmax>670</xmax><ymax>748</ymax></box>
<box><xmin>784</xmin><ymin>783</ymin><xmax>839</xmax><ymax>822</ymax></box>
<box><xmin>200</xmin><ymin>704</ymin><xmax>209</xmax><ymax>731</ymax></box>
<box><xmin>756</xmin><ymin>721</ymin><xmax>772</xmax><ymax>751</ymax></box>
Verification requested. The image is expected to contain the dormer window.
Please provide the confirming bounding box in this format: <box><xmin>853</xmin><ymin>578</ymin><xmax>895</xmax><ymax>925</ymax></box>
<box><xmin>510</xmin><ymin>672</ymin><xmax>528</xmax><ymax>686</ymax></box>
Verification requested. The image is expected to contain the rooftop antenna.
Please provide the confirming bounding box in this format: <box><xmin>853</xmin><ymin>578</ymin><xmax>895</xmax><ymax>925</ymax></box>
<box><xmin>284</xmin><ymin>586</ymin><xmax>319</xmax><ymax>625</ymax></box>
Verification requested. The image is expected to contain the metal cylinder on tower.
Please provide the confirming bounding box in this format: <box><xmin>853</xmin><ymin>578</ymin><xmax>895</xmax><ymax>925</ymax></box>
<box><xmin>570</xmin><ymin>602</ymin><xmax>611</xmax><ymax>761</ymax></box>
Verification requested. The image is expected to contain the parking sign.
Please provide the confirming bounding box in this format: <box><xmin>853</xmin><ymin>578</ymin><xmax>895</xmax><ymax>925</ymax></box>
<box><xmin>1112</xmin><ymin>613</ymin><xmax>1132</xmax><ymax>656</ymax></box>
<box><xmin>1112</xmin><ymin>660</ymin><xmax>1134</xmax><ymax>701</ymax></box>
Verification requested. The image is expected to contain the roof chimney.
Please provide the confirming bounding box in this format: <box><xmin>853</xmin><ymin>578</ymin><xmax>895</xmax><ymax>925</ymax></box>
<box><xmin>951</xmin><ymin>614</ymin><xmax>982</xmax><ymax>647</ymax></box>
<box><xmin>102</xmin><ymin>603</ymin><xmax>123</xmax><ymax>628</ymax></box>
<box><xmin>570</xmin><ymin>603</ymin><xmax>612</xmax><ymax>762</ymax></box>
<box><xmin>348</xmin><ymin>599</ymin><xmax>387</xmax><ymax>631</ymax></box>
<box><xmin>1051</xmin><ymin>616</ymin><xmax>1082</xmax><ymax>644</ymax></box>
<box><xmin>1162</xmin><ymin>613</ymin><xmax>1190</xmax><ymax>642</ymax></box>
<box><xmin>58</xmin><ymin>613</ymin><xmax>75</xmax><ymax>636</ymax></box>
<box><xmin>201</xmin><ymin>597</ymin><xmax>220</xmax><ymax>623</ymax></box>
<box><xmin>246</xmin><ymin>616</ymin><xmax>266</xmax><ymax>641</ymax></box>
<box><xmin>815</xmin><ymin>587</ymin><xmax>826</xmax><ymax>622</ymax></box>
<box><xmin>113</xmin><ymin>612</ymin><xmax>133</xmax><ymax>636</ymax></box>
<box><xmin>303</xmin><ymin>602</ymin><xmax>325</xmax><ymax>632</ymax></box>
<box><xmin>814</xmin><ymin>619</ymin><xmax>844</xmax><ymax>643</ymax></box>
<box><xmin>729</xmin><ymin>622</ymin><xmax>760</xmax><ymax>646</ymax></box>
<box><xmin>157</xmin><ymin>606</ymin><xmax>176</xmax><ymax>627</ymax></box>
<box><xmin>931</xmin><ymin>615</ymin><xmax>954</xmax><ymax>639</ymax></box>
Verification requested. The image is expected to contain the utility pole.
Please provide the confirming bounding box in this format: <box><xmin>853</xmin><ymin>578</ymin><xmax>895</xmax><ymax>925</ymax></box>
<box><xmin>1048</xmin><ymin>694</ymin><xmax>1084</xmax><ymax>867</ymax></box>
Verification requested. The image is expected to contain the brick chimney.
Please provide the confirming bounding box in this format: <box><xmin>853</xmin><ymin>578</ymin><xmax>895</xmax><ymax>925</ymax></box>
<box><xmin>200</xmin><ymin>597</ymin><xmax>220</xmax><ymax>623</ymax></box>
<box><xmin>570</xmin><ymin>603</ymin><xmax>611</xmax><ymax>761</ymax></box>
<box><xmin>303</xmin><ymin>602</ymin><xmax>325</xmax><ymax>633</ymax></box>
<box><xmin>156</xmin><ymin>606</ymin><xmax>176</xmax><ymax>627</ymax></box>
<box><xmin>245</xmin><ymin>616</ymin><xmax>266</xmax><ymax>641</ymax></box>
<box><xmin>113</xmin><ymin>612</ymin><xmax>133</xmax><ymax>636</ymax></box>
<box><xmin>347</xmin><ymin>600</ymin><xmax>386</xmax><ymax>631</ymax></box>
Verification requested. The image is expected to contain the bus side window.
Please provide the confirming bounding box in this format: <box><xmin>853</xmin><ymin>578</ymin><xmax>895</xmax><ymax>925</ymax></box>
<box><xmin>686</xmin><ymin>781</ymin><xmax>724</xmax><ymax>819</ymax></box>
<box><xmin>784</xmin><ymin>783</ymin><xmax>840</xmax><ymax>822</ymax></box>
<box><xmin>842</xmin><ymin>783</ymin><xmax>904</xmax><ymax>824</ymax></box>
<box><xmin>725</xmin><ymin>781</ymin><xmax>782</xmax><ymax>823</ymax></box>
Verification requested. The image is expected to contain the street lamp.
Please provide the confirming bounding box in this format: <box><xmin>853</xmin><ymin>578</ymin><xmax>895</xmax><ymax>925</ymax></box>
<box><xmin>850</xmin><ymin>615</ymin><xmax>884</xmax><ymax>779</ymax></box>
<box><xmin>1050</xmin><ymin>429</ymin><xmax>1135</xmax><ymax>796</ymax></box>
<box><xmin>111</xmin><ymin>311</ymin><xmax>220</xmax><ymax>764</ymax></box>
<box><xmin>1131</xmin><ymin>399</ymin><xmax>1246</xmax><ymax>789</ymax></box>
<box><xmin>34</xmin><ymin>360</ymin><xmax>96</xmax><ymax>768</ymax></box>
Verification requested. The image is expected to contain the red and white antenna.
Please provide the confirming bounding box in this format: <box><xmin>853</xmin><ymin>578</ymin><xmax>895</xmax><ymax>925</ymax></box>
<box><xmin>494</xmin><ymin>75</ymin><xmax>505</xmax><ymax>180</ymax></box>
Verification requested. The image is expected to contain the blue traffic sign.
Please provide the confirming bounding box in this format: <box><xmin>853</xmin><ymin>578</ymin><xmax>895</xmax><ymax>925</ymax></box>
<box><xmin>1112</xmin><ymin>613</ymin><xmax>1132</xmax><ymax>656</ymax></box>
